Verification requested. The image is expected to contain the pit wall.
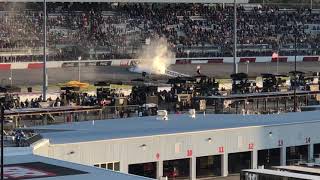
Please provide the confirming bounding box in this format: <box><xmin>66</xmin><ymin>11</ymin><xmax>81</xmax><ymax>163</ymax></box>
<box><xmin>0</xmin><ymin>55</ymin><xmax>318</xmax><ymax>70</ymax></box>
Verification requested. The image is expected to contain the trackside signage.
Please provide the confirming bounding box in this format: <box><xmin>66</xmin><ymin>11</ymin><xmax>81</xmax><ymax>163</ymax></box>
<box><xmin>4</xmin><ymin>166</ymin><xmax>55</xmax><ymax>179</ymax></box>
<box><xmin>4</xmin><ymin>162</ymin><xmax>88</xmax><ymax>180</ymax></box>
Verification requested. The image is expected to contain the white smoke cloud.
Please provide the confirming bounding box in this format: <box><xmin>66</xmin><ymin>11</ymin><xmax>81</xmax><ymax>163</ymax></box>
<box><xmin>130</xmin><ymin>38</ymin><xmax>175</xmax><ymax>75</ymax></box>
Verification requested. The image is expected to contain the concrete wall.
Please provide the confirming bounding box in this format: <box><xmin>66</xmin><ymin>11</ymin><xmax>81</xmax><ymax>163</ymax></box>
<box><xmin>34</xmin><ymin>119</ymin><xmax>320</xmax><ymax>179</ymax></box>
<box><xmin>32</xmin><ymin>139</ymin><xmax>50</xmax><ymax>156</ymax></box>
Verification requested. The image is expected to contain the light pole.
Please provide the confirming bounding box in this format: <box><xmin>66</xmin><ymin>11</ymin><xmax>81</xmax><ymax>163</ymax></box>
<box><xmin>0</xmin><ymin>103</ymin><xmax>4</xmax><ymax>180</ymax></box>
<box><xmin>276</xmin><ymin>54</ymin><xmax>279</xmax><ymax>74</ymax></box>
<box><xmin>42</xmin><ymin>0</ymin><xmax>47</xmax><ymax>101</ymax></box>
<box><xmin>245</xmin><ymin>60</ymin><xmax>249</xmax><ymax>74</ymax></box>
<box><xmin>233</xmin><ymin>0</ymin><xmax>238</xmax><ymax>74</ymax></box>
<box><xmin>276</xmin><ymin>41</ymin><xmax>280</xmax><ymax>74</ymax></box>
<box><xmin>9</xmin><ymin>69</ymin><xmax>12</xmax><ymax>86</ymax></box>
<box><xmin>9</xmin><ymin>45</ymin><xmax>13</xmax><ymax>86</ymax></box>
<box><xmin>293</xmin><ymin>32</ymin><xmax>298</xmax><ymax>112</ymax></box>
<box><xmin>78</xmin><ymin>56</ymin><xmax>82</xmax><ymax>82</ymax></box>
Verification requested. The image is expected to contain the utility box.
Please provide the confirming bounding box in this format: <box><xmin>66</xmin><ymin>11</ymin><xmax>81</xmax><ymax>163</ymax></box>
<box><xmin>310</xmin><ymin>84</ymin><xmax>319</xmax><ymax>91</ymax></box>
<box><xmin>115</xmin><ymin>97</ymin><xmax>128</xmax><ymax>107</ymax></box>
<box><xmin>146</xmin><ymin>96</ymin><xmax>158</xmax><ymax>105</ymax></box>
<box><xmin>199</xmin><ymin>99</ymin><xmax>206</xmax><ymax>111</ymax></box>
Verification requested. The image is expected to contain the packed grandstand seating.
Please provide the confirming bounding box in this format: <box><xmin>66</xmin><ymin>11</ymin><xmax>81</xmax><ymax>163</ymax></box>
<box><xmin>0</xmin><ymin>2</ymin><xmax>320</xmax><ymax>62</ymax></box>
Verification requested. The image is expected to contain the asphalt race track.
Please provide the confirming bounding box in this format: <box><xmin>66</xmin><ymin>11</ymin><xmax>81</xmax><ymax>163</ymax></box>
<box><xmin>0</xmin><ymin>62</ymin><xmax>319</xmax><ymax>86</ymax></box>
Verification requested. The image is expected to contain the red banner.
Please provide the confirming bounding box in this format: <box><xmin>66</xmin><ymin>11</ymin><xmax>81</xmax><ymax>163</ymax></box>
<box><xmin>303</xmin><ymin>57</ymin><xmax>319</xmax><ymax>62</ymax></box>
<box><xmin>0</xmin><ymin>64</ymin><xmax>11</xmax><ymax>70</ymax></box>
<box><xmin>28</xmin><ymin>63</ymin><xmax>43</xmax><ymax>69</ymax></box>
<box><xmin>271</xmin><ymin>57</ymin><xmax>287</xmax><ymax>62</ymax></box>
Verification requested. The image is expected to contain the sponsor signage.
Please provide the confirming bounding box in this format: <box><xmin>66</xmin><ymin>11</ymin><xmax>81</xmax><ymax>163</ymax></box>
<box><xmin>97</xmin><ymin>61</ymin><xmax>112</xmax><ymax>66</ymax></box>
<box><xmin>120</xmin><ymin>60</ymin><xmax>129</xmax><ymax>66</ymax></box>
<box><xmin>4</xmin><ymin>162</ymin><xmax>87</xmax><ymax>180</ymax></box>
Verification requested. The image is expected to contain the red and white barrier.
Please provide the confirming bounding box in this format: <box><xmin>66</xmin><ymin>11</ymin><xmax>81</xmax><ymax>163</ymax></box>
<box><xmin>177</xmin><ymin>56</ymin><xmax>319</xmax><ymax>64</ymax></box>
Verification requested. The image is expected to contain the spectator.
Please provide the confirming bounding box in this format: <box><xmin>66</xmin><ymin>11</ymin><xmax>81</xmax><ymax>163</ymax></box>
<box><xmin>0</xmin><ymin>3</ymin><xmax>319</xmax><ymax>63</ymax></box>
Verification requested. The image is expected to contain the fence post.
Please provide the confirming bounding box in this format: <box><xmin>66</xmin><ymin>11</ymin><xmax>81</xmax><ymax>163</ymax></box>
<box><xmin>84</xmin><ymin>111</ymin><xmax>87</xmax><ymax>121</ymax></box>
<box><xmin>99</xmin><ymin>109</ymin><xmax>103</xmax><ymax>120</ymax></box>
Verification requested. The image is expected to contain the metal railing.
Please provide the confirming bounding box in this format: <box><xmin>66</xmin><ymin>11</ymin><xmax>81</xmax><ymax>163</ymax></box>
<box><xmin>19</xmin><ymin>105</ymin><xmax>141</xmax><ymax>127</ymax></box>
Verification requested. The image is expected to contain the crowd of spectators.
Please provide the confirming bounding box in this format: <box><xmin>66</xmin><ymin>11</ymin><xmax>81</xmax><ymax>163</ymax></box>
<box><xmin>1</xmin><ymin>3</ymin><xmax>320</xmax><ymax>62</ymax></box>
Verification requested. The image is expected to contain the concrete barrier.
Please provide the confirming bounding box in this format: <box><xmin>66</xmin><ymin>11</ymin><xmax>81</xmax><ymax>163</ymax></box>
<box><xmin>0</xmin><ymin>56</ymin><xmax>318</xmax><ymax>70</ymax></box>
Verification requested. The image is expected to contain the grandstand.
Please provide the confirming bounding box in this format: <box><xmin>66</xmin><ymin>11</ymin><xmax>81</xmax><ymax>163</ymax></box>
<box><xmin>0</xmin><ymin>2</ymin><xmax>320</xmax><ymax>63</ymax></box>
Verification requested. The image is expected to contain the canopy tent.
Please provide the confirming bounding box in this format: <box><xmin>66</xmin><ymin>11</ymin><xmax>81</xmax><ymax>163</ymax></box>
<box><xmin>62</xmin><ymin>81</ymin><xmax>90</xmax><ymax>89</ymax></box>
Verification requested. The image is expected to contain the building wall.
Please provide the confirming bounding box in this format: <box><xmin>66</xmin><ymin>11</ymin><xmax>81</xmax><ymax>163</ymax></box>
<box><xmin>34</xmin><ymin>120</ymin><xmax>320</xmax><ymax>177</ymax></box>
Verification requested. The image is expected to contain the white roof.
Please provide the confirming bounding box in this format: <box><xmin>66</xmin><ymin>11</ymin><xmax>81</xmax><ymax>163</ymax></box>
<box><xmin>275</xmin><ymin>165</ymin><xmax>320</xmax><ymax>174</ymax></box>
<box><xmin>242</xmin><ymin>169</ymin><xmax>320</xmax><ymax>180</ymax></box>
<box><xmin>30</xmin><ymin>111</ymin><xmax>320</xmax><ymax>144</ymax></box>
<box><xmin>4</xmin><ymin>153</ymin><xmax>152</xmax><ymax>180</ymax></box>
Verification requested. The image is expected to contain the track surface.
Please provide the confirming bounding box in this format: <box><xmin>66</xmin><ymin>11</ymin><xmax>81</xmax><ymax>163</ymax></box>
<box><xmin>171</xmin><ymin>62</ymin><xmax>320</xmax><ymax>78</ymax></box>
<box><xmin>0</xmin><ymin>62</ymin><xmax>319</xmax><ymax>86</ymax></box>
